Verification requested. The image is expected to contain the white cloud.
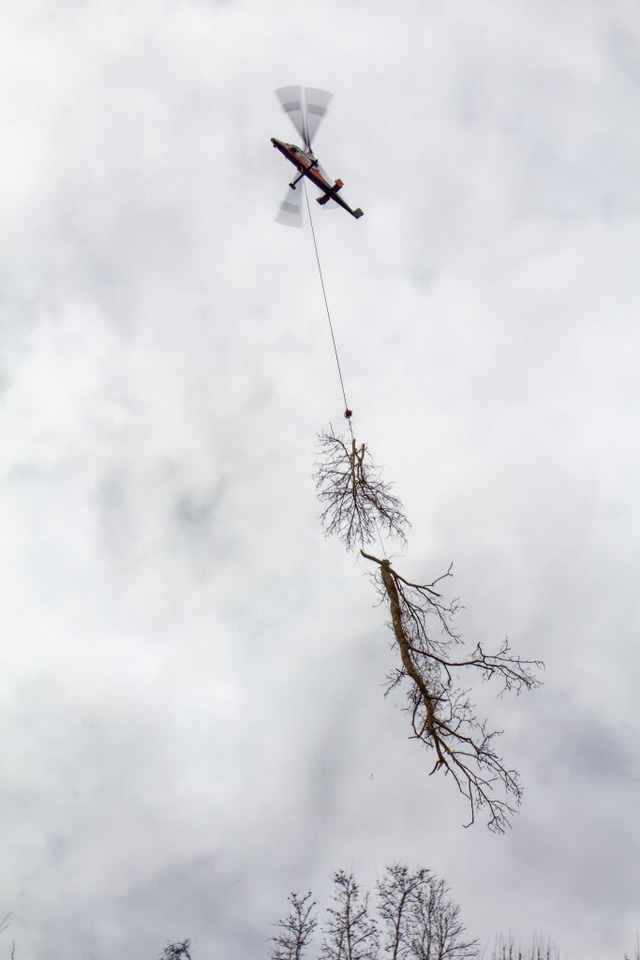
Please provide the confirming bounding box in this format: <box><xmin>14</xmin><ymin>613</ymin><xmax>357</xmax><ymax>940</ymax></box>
<box><xmin>1</xmin><ymin>1</ymin><xmax>639</xmax><ymax>958</ymax></box>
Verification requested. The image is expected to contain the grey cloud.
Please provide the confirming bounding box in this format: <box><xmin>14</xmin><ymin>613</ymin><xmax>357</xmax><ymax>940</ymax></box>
<box><xmin>2</xmin><ymin>1</ymin><xmax>640</xmax><ymax>959</ymax></box>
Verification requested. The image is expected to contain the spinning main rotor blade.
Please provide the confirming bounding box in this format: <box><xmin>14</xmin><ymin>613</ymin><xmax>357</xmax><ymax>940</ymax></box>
<box><xmin>275</xmin><ymin>86</ymin><xmax>332</xmax><ymax>150</ymax></box>
<box><xmin>303</xmin><ymin>87</ymin><xmax>332</xmax><ymax>146</ymax></box>
<box><xmin>276</xmin><ymin>184</ymin><xmax>303</xmax><ymax>227</ymax></box>
<box><xmin>276</xmin><ymin>182</ymin><xmax>339</xmax><ymax>225</ymax></box>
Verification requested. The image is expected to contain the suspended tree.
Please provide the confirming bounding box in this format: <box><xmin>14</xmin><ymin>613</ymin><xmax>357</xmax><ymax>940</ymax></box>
<box><xmin>313</xmin><ymin>423</ymin><xmax>543</xmax><ymax>831</ymax></box>
<box><xmin>361</xmin><ymin>549</ymin><xmax>543</xmax><ymax>833</ymax></box>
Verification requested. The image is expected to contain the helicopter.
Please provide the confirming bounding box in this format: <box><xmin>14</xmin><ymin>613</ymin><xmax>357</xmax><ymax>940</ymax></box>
<box><xmin>272</xmin><ymin>86</ymin><xmax>364</xmax><ymax>225</ymax></box>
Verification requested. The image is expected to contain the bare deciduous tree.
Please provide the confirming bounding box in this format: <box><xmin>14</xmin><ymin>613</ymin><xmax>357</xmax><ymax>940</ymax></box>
<box><xmin>271</xmin><ymin>892</ymin><xmax>318</xmax><ymax>960</ymax></box>
<box><xmin>491</xmin><ymin>935</ymin><xmax>559</xmax><ymax>960</ymax></box>
<box><xmin>361</xmin><ymin>550</ymin><xmax>544</xmax><ymax>833</ymax></box>
<box><xmin>160</xmin><ymin>940</ymin><xmax>192</xmax><ymax>960</ymax></box>
<box><xmin>314</xmin><ymin>430</ymin><xmax>409</xmax><ymax>551</ymax></box>
<box><xmin>320</xmin><ymin>871</ymin><xmax>379</xmax><ymax>960</ymax></box>
<box><xmin>271</xmin><ymin>865</ymin><xmax>476</xmax><ymax>960</ymax></box>
<box><xmin>378</xmin><ymin>865</ymin><xmax>478</xmax><ymax>960</ymax></box>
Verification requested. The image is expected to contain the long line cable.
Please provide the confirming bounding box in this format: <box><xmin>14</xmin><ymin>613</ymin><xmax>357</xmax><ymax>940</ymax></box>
<box><xmin>303</xmin><ymin>181</ymin><xmax>352</xmax><ymax>426</ymax></box>
<box><xmin>303</xmin><ymin>182</ymin><xmax>388</xmax><ymax>559</ymax></box>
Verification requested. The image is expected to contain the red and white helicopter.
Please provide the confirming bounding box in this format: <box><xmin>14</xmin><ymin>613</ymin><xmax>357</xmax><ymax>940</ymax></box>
<box><xmin>272</xmin><ymin>86</ymin><xmax>364</xmax><ymax>225</ymax></box>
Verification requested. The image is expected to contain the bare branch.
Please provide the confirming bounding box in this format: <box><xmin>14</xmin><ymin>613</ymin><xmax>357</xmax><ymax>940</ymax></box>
<box><xmin>271</xmin><ymin>866</ymin><xmax>477</xmax><ymax>960</ymax></box>
<box><xmin>160</xmin><ymin>940</ymin><xmax>192</xmax><ymax>960</ymax></box>
<box><xmin>320</xmin><ymin>871</ymin><xmax>379</xmax><ymax>960</ymax></box>
<box><xmin>378</xmin><ymin>866</ymin><xmax>479</xmax><ymax>960</ymax></box>
<box><xmin>271</xmin><ymin>892</ymin><xmax>318</xmax><ymax>960</ymax></box>
<box><xmin>314</xmin><ymin>430</ymin><xmax>409</xmax><ymax>551</ymax></box>
<box><xmin>378</xmin><ymin>865</ymin><xmax>431</xmax><ymax>960</ymax></box>
<box><xmin>361</xmin><ymin>551</ymin><xmax>544</xmax><ymax>833</ymax></box>
<box><xmin>491</xmin><ymin>933</ymin><xmax>560</xmax><ymax>960</ymax></box>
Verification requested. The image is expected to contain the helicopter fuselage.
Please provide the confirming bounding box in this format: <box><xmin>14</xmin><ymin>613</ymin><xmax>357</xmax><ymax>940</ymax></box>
<box><xmin>271</xmin><ymin>137</ymin><xmax>363</xmax><ymax>220</ymax></box>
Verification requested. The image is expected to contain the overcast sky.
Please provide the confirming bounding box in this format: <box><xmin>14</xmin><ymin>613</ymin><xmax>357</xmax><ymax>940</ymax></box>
<box><xmin>2</xmin><ymin>1</ymin><xmax>640</xmax><ymax>958</ymax></box>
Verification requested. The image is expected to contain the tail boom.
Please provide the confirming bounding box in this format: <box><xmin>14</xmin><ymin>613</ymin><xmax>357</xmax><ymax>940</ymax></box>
<box><xmin>316</xmin><ymin>179</ymin><xmax>364</xmax><ymax>219</ymax></box>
